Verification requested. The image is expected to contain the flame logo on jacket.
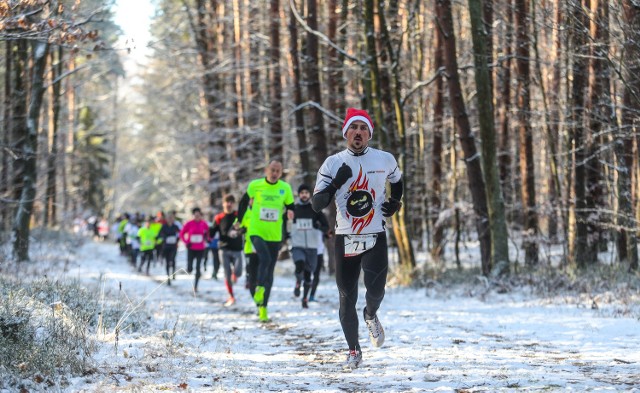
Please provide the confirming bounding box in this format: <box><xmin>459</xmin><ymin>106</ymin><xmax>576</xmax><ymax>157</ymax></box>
<box><xmin>345</xmin><ymin>165</ymin><xmax>376</xmax><ymax>234</ymax></box>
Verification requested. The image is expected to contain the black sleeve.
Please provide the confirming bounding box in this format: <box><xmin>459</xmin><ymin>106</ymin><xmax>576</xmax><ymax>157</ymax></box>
<box><xmin>209</xmin><ymin>222</ymin><xmax>219</xmax><ymax>238</ymax></box>
<box><xmin>390</xmin><ymin>179</ymin><xmax>403</xmax><ymax>201</ymax></box>
<box><xmin>311</xmin><ymin>183</ymin><xmax>338</xmax><ymax>212</ymax></box>
<box><xmin>237</xmin><ymin>193</ymin><xmax>251</xmax><ymax>222</ymax></box>
<box><xmin>314</xmin><ymin>211</ymin><xmax>330</xmax><ymax>233</ymax></box>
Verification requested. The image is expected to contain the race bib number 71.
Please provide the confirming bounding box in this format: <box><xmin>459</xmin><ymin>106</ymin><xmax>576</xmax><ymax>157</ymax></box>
<box><xmin>344</xmin><ymin>234</ymin><xmax>377</xmax><ymax>257</ymax></box>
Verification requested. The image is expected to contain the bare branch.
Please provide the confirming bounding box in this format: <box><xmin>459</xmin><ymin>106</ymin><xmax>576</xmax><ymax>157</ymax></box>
<box><xmin>287</xmin><ymin>0</ymin><xmax>362</xmax><ymax>65</ymax></box>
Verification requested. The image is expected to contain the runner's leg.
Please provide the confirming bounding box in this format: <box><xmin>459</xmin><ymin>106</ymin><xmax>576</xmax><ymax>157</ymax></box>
<box><xmin>246</xmin><ymin>253</ymin><xmax>258</xmax><ymax>296</ymax></box>
<box><xmin>194</xmin><ymin>249</ymin><xmax>204</xmax><ymax>291</ymax></box>
<box><xmin>335</xmin><ymin>234</ymin><xmax>363</xmax><ymax>350</ymax></box>
<box><xmin>310</xmin><ymin>254</ymin><xmax>324</xmax><ymax>299</ymax></box>
<box><xmin>222</xmin><ymin>250</ymin><xmax>234</xmax><ymax>297</ymax></box>
<box><xmin>256</xmin><ymin>240</ymin><xmax>280</xmax><ymax>307</ymax></box>
<box><xmin>361</xmin><ymin>233</ymin><xmax>388</xmax><ymax>319</ymax></box>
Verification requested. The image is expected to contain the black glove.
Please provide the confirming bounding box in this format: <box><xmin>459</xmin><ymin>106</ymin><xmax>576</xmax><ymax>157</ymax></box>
<box><xmin>381</xmin><ymin>198</ymin><xmax>402</xmax><ymax>217</ymax></box>
<box><xmin>332</xmin><ymin>163</ymin><xmax>352</xmax><ymax>188</ymax></box>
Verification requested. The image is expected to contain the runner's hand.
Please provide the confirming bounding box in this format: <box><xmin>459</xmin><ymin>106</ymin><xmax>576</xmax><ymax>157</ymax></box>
<box><xmin>381</xmin><ymin>198</ymin><xmax>402</xmax><ymax>217</ymax></box>
<box><xmin>332</xmin><ymin>163</ymin><xmax>352</xmax><ymax>188</ymax></box>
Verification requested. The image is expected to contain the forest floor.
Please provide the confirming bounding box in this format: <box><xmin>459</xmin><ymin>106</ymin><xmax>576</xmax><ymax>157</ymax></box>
<box><xmin>2</xmin><ymin>236</ymin><xmax>640</xmax><ymax>392</ymax></box>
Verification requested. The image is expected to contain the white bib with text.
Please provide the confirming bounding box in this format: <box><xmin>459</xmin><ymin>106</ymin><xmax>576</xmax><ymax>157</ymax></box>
<box><xmin>259</xmin><ymin>208</ymin><xmax>279</xmax><ymax>222</ymax></box>
<box><xmin>295</xmin><ymin>218</ymin><xmax>313</xmax><ymax>231</ymax></box>
<box><xmin>344</xmin><ymin>234</ymin><xmax>377</xmax><ymax>257</ymax></box>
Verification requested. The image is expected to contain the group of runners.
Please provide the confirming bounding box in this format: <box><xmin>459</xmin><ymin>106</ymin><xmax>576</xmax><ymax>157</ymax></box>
<box><xmin>115</xmin><ymin>108</ymin><xmax>404</xmax><ymax>370</ymax></box>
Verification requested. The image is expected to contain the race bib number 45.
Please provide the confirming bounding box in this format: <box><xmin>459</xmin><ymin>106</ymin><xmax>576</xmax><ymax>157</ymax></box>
<box><xmin>344</xmin><ymin>234</ymin><xmax>377</xmax><ymax>257</ymax></box>
<box><xmin>260</xmin><ymin>208</ymin><xmax>279</xmax><ymax>222</ymax></box>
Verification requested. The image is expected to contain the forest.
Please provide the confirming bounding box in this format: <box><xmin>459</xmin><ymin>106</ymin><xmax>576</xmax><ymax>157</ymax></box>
<box><xmin>2</xmin><ymin>0</ymin><xmax>640</xmax><ymax>278</ymax></box>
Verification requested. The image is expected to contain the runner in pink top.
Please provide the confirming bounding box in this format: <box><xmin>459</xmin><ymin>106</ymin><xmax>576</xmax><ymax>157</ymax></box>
<box><xmin>179</xmin><ymin>207</ymin><xmax>210</xmax><ymax>292</ymax></box>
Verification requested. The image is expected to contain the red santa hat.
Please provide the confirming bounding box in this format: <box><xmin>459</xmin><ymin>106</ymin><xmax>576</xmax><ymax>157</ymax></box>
<box><xmin>341</xmin><ymin>108</ymin><xmax>374</xmax><ymax>140</ymax></box>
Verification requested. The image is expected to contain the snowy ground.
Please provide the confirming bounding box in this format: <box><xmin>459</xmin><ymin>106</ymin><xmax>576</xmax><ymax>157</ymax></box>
<box><xmin>42</xmin><ymin>241</ymin><xmax>640</xmax><ymax>391</ymax></box>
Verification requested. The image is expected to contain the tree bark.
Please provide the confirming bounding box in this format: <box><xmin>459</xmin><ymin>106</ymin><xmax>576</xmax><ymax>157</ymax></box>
<box><xmin>531</xmin><ymin>0</ymin><xmax>562</xmax><ymax>244</ymax></box>
<box><xmin>569</xmin><ymin>0</ymin><xmax>591</xmax><ymax>268</ymax></box>
<box><xmin>288</xmin><ymin>0</ymin><xmax>313</xmax><ymax>186</ymax></box>
<box><xmin>1</xmin><ymin>41</ymin><xmax>13</xmax><ymax>231</ymax></box>
<box><xmin>497</xmin><ymin>0</ymin><xmax>513</xmax><ymax>220</ymax></box>
<box><xmin>586</xmin><ymin>0</ymin><xmax>610</xmax><ymax>260</ymax></box>
<box><xmin>621</xmin><ymin>0</ymin><xmax>640</xmax><ymax>270</ymax></box>
<box><xmin>436</xmin><ymin>0</ymin><xmax>492</xmax><ymax>272</ymax></box>
<box><xmin>431</xmin><ymin>24</ymin><xmax>445</xmax><ymax>259</ymax></box>
<box><xmin>13</xmin><ymin>40</ymin><xmax>49</xmax><ymax>261</ymax></box>
<box><xmin>305</xmin><ymin>0</ymin><xmax>328</xmax><ymax>169</ymax></box>
<box><xmin>10</xmin><ymin>40</ymin><xmax>28</xmax><ymax>225</ymax></box>
<box><xmin>269</xmin><ymin>0</ymin><xmax>283</xmax><ymax>161</ymax></box>
<box><xmin>44</xmin><ymin>46</ymin><xmax>62</xmax><ymax>227</ymax></box>
<box><xmin>376</xmin><ymin>0</ymin><xmax>416</xmax><ymax>267</ymax></box>
<box><xmin>468</xmin><ymin>0</ymin><xmax>510</xmax><ymax>276</ymax></box>
<box><xmin>515</xmin><ymin>0</ymin><xmax>539</xmax><ymax>266</ymax></box>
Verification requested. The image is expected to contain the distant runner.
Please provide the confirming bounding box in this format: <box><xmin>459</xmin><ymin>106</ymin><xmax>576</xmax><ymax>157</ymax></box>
<box><xmin>238</xmin><ymin>160</ymin><xmax>295</xmax><ymax>322</ymax></box>
<box><xmin>179</xmin><ymin>207</ymin><xmax>210</xmax><ymax>293</ymax></box>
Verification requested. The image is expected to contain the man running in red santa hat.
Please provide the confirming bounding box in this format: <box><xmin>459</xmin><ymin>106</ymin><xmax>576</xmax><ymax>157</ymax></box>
<box><xmin>311</xmin><ymin>108</ymin><xmax>403</xmax><ymax>370</ymax></box>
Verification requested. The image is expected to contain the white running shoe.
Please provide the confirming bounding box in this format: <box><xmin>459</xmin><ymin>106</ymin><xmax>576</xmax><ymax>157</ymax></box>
<box><xmin>223</xmin><ymin>297</ymin><xmax>235</xmax><ymax>307</ymax></box>
<box><xmin>343</xmin><ymin>349</ymin><xmax>362</xmax><ymax>370</ymax></box>
<box><xmin>363</xmin><ymin>308</ymin><xmax>385</xmax><ymax>347</ymax></box>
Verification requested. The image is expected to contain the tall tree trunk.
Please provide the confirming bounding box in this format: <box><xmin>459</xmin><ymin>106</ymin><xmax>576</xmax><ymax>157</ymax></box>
<box><xmin>10</xmin><ymin>40</ymin><xmax>28</xmax><ymax>224</ymax></box>
<box><xmin>227</xmin><ymin>0</ymin><xmax>245</xmax><ymax>189</ymax></box>
<box><xmin>515</xmin><ymin>0</ymin><xmax>539</xmax><ymax>266</ymax></box>
<box><xmin>13</xmin><ymin>41</ymin><xmax>50</xmax><ymax>261</ymax></box>
<box><xmin>431</xmin><ymin>23</ymin><xmax>445</xmax><ymax>259</ymax></box>
<box><xmin>269</xmin><ymin>0</ymin><xmax>283</xmax><ymax>161</ymax></box>
<box><xmin>468</xmin><ymin>0</ymin><xmax>510</xmax><ymax>276</ymax></box>
<box><xmin>326</xmin><ymin>0</ymin><xmax>346</xmax><ymax>140</ymax></box>
<box><xmin>436</xmin><ymin>0</ymin><xmax>492</xmax><ymax>272</ymax></box>
<box><xmin>1</xmin><ymin>41</ymin><xmax>13</xmax><ymax>231</ymax></box>
<box><xmin>363</xmin><ymin>0</ymin><xmax>386</xmax><ymax>147</ymax></box>
<box><xmin>551</xmin><ymin>1</ymin><xmax>565</xmax><ymax>245</ymax></box>
<box><xmin>376</xmin><ymin>0</ymin><xmax>416</xmax><ymax>267</ymax></box>
<box><xmin>325</xmin><ymin>0</ymin><xmax>349</xmax><ymax>275</ymax></box>
<box><xmin>45</xmin><ymin>46</ymin><xmax>62</xmax><ymax>227</ymax></box>
<box><xmin>586</xmin><ymin>0</ymin><xmax>610</xmax><ymax>260</ymax></box>
<box><xmin>531</xmin><ymin>0</ymin><xmax>562</xmax><ymax>244</ymax></box>
<box><xmin>188</xmin><ymin>0</ymin><xmax>225</xmax><ymax>206</ymax></box>
<box><xmin>569</xmin><ymin>0</ymin><xmax>591</xmax><ymax>268</ymax></box>
<box><xmin>305</xmin><ymin>0</ymin><xmax>328</xmax><ymax>168</ymax></box>
<box><xmin>621</xmin><ymin>0</ymin><xmax>640</xmax><ymax>271</ymax></box>
<box><xmin>498</xmin><ymin>0</ymin><xmax>513</xmax><ymax>220</ymax></box>
<box><xmin>289</xmin><ymin>0</ymin><xmax>313</xmax><ymax>186</ymax></box>
<box><xmin>62</xmin><ymin>56</ymin><xmax>75</xmax><ymax>220</ymax></box>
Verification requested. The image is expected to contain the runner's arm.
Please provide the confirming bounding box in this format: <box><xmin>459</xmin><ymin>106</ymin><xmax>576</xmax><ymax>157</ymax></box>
<box><xmin>237</xmin><ymin>192</ymin><xmax>250</xmax><ymax>222</ymax></box>
<box><xmin>312</xmin><ymin>183</ymin><xmax>338</xmax><ymax>212</ymax></box>
<box><xmin>314</xmin><ymin>211</ymin><xmax>330</xmax><ymax>233</ymax></box>
<box><xmin>390</xmin><ymin>178</ymin><xmax>403</xmax><ymax>201</ymax></box>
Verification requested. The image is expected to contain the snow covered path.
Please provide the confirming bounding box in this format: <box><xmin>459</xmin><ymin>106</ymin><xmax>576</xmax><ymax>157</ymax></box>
<box><xmin>66</xmin><ymin>241</ymin><xmax>639</xmax><ymax>392</ymax></box>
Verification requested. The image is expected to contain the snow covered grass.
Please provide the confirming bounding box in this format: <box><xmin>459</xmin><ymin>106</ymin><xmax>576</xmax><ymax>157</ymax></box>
<box><xmin>0</xmin><ymin>277</ymin><xmax>96</xmax><ymax>389</ymax></box>
<box><xmin>1</xmin><ymin>231</ymin><xmax>639</xmax><ymax>392</ymax></box>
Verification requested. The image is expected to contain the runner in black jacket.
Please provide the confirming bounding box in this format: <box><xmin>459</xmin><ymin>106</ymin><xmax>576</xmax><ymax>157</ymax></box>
<box><xmin>290</xmin><ymin>184</ymin><xmax>329</xmax><ymax>308</ymax></box>
<box><xmin>210</xmin><ymin>194</ymin><xmax>244</xmax><ymax>306</ymax></box>
<box><xmin>158</xmin><ymin>213</ymin><xmax>181</xmax><ymax>286</ymax></box>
